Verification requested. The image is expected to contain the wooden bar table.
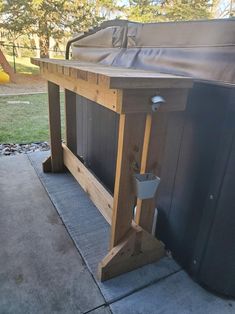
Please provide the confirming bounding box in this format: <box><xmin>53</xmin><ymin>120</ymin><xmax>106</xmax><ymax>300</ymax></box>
<box><xmin>31</xmin><ymin>58</ymin><xmax>193</xmax><ymax>281</ymax></box>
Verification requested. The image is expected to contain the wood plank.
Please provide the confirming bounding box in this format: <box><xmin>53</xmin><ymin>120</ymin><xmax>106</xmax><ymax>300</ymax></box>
<box><xmin>122</xmin><ymin>89</ymin><xmax>189</xmax><ymax>113</ymax></box>
<box><xmin>135</xmin><ymin>114</ymin><xmax>154</xmax><ymax>232</ymax></box>
<box><xmin>31</xmin><ymin>58</ymin><xmax>193</xmax><ymax>89</ymax></box>
<box><xmin>108</xmin><ymin>75</ymin><xmax>193</xmax><ymax>89</ymax></box>
<box><xmin>41</xmin><ymin>69</ymin><xmax>122</xmax><ymax>113</ymax></box>
<box><xmin>135</xmin><ymin>113</ymin><xmax>168</xmax><ymax>232</ymax></box>
<box><xmin>64</xmin><ymin>89</ymin><xmax>77</xmax><ymax>154</ymax></box>
<box><xmin>62</xmin><ymin>143</ymin><xmax>113</xmax><ymax>224</ymax></box>
<box><xmin>98</xmin><ymin>222</ymin><xmax>165</xmax><ymax>281</ymax></box>
<box><xmin>111</xmin><ymin>113</ymin><xmax>146</xmax><ymax>248</ymax></box>
<box><xmin>47</xmin><ymin>81</ymin><xmax>64</xmax><ymax>172</ymax></box>
<box><xmin>42</xmin><ymin>156</ymin><xmax>52</xmax><ymax>173</ymax></box>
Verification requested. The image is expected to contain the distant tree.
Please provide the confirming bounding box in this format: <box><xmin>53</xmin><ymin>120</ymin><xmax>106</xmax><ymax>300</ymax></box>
<box><xmin>0</xmin><ymin>0</ymin><xmax>221</xmax><ymax>58</ymax></box>
<box><xmin>0</xmin><ymin>0</ymin><xmax>120</xmax><ymax>58</ymax></box>
<box><xmin>0</xmin><ymin>0</ymin><xmax>33</xmax><ymax>43</ymax></box>
<box><xmin>163</xmin><ymin>0</ymin><xmax>212</xmax><ymax>21</ymax></box>
<box><xmin>127</xmin><ymin>0</ymin><xmax>164</xmax><ymax>22</ymax></box>
<box><xmin>127</xmin><ymin>0</ymin><xmax>213</xmax><ymax>22</ymax></box>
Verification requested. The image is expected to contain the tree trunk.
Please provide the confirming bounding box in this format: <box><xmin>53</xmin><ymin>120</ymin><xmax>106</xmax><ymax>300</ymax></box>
<box><xmin>31</xmin><ymin>34</ymin><xmax>40</xmax><ymax>58</ymax></box>
<box><xmin>39</xmin><ymin>34</ymin><xmax>50</xmax><ymax>58</ymax></box>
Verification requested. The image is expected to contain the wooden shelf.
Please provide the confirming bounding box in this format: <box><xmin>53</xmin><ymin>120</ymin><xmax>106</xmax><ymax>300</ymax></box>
<box><xmin>31</xmin><ymin>58</ymin><xmax>192</xmax><ymax>114</ymax></box>
<box><xmin>31</xmin><ymin>58</ymin><xmax>192</xmax><ymax>90</ymax></box>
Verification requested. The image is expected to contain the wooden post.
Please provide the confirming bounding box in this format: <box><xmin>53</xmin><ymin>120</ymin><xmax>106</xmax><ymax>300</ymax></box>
<box><xmin>46</xmin><ymin>81</ymin><xmax>63</xmax><ymax>172</ymax></box>
<box><xmin>65</xmin><ymin>89</ymin><xmax>77</xmax><ymax>154</ymax></box>
<box><xmin>110</xmin><ymin>113</ymin><xmax>146</xmax><ymax>248</ymax></box>
<box><xmin>135</xmin><ymin>113</ymin><xmax>168</xmax><ymax>232</ymax></box>
<box><xmin>135</xmin><ymin>114</ymin><xmax>155</xmax><ymax>232</ymax></box>
<box><xmin>99</xmin><ymin>112</ymin><xmax>168</xmax><ymax>281</ymax></box>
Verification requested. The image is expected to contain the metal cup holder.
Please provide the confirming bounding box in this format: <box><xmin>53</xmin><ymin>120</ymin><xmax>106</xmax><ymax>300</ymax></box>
<box><xmin>135</xmin><ymin>173</ymin><xmax>161</xmax><ymax>200</ymax></box>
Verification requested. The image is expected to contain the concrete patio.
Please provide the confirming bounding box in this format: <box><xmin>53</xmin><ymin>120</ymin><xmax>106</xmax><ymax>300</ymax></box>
<box><xmin>0</xmin><ymin>153</ymin><xmax>234</xmax><ymax>314</ymax></box>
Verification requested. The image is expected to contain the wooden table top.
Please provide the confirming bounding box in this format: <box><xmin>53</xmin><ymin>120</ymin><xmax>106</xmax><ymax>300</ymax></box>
<box><xmin>31</xmin><ymin>58</ymin><xmax>193</xmax><ymax>90</ymax></box>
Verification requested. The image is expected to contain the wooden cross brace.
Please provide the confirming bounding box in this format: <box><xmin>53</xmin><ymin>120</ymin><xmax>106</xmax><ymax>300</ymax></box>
<box><xmin>98</xmin><ymin>222</ymin><xmax>165</xmax><ymax>281</ymax></box>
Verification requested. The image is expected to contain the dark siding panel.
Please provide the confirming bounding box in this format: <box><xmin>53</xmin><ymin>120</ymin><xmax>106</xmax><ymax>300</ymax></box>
<box><xmin>160</xmin><ymin>84</ymin><xmax>227</xmax><ymax>269</ymax></box>
<box><xmin>156</xmin><ymin>111</ymin><xmax>186</xmax><ymax>247</ymax></box>
<box><xmin>76</xmin><ymin>96</ymin><xmax>118</xmax><ymax>192</ymax></box>
<box><xmin>196</xmin><ymin>109</ymin><xmax>235</xmax><ymax>296</ymax></box>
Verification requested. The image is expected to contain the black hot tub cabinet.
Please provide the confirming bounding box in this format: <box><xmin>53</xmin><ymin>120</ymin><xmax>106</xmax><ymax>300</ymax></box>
<box><xmin>70</xmin><ymin>18</ymin><xmax>235</xmax><ymax>297</ymax></box>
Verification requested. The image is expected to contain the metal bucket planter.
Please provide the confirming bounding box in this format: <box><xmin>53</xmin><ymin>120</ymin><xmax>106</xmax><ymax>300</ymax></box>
<box><xmin>135</xmin><ymin>173</ymin><xmax>160</xmax><ymax>200</ymax></box>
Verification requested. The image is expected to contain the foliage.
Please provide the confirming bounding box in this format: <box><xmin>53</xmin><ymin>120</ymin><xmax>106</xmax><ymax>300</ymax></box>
<box><xmin>0</xmin><ymin>0</ymin><xmax>222</xmax><ymax>57</ymax></box>
<box><xmin>0</xmin><ymin>0</ymin><xmax>120</xmax><ymax>57</ymax></box>
<box><xmin>163</xmin><ymin>0</ymin><xmax>212</xmax><ymax>21</ymax></box>
<box><xmin>127</xmin><ymin>0</ymin><xmax>164</xmax><ymax>22</ymax></box>
<box><xmin>6</xmin><ymin>54</ymin><xmax>40</xmax><ymax>74</ymax></box>
<box><xmin>127</xmin><ymin>0</ymin><xmax>213</xmax><ymax>22</ymax></box>
<box><xmin>0</xmin><ymin>0</ymin><xmax>34</xmax><ymax>41</ymax></box>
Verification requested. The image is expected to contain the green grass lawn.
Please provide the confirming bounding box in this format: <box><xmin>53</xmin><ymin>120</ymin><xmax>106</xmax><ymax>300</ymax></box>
<box><xmin>5</xmin><ymin>54</ymin><xmax>64</xmax><ymax>75</ymax></box>
<box><xmin>0</xmin><ymin>93</ymin><xmax>65</xmax><ymax>143</ymax></box>
<box><xmin>6</xmin><ymin>55</ymin><xmax>40</xmax><ymax>75</ymax></box>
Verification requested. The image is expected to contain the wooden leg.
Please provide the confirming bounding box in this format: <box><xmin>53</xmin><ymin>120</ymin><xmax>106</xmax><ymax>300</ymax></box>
<box><xmin>43</xmin><ymin>81</ymin><xmax>63</xmax><ymax>173</ymax></box>
<box><xmin>42</xmin><ymin>156</ymin><xmax>52</xmax><ymax>173</ymax></box>
<box><xmin>98</xmin><ymin>222</ymin><xmax>165</xmax><ymax>281</ymax></box>
<box><xmin>98</xmin><ymin>113</ymin><xmax>165</xmax><ymax>281</ymax></box>
<box><xmin>110</xmin><ymin>113</ymin><xmax>146</xmax><ymax>248</ymax></box>
<box><xmin>135</xmin><ymin>113</ymin><xmax>168</xmax><ymax>232</ymax></box>
<box><xmin>65</xmin><ymin>89</ymin><xmax>77</xmax><ymax>154</ymax></box>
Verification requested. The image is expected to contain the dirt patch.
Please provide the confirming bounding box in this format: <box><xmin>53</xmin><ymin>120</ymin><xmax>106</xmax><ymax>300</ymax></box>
<box><xmin>0</xmin><ymin>74</ymin><xmax>47</xmax><ymax>95</ymax></box>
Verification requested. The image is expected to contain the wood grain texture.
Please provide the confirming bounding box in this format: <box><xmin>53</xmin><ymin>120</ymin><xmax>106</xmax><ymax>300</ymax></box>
<box><xmin>121</xmin><ymin>89</ymin><xmax>189</xmax><ymax>113</ymax></box>
<box><xmin>31</xmin><ymin>58</ymin><xmax>193</xmax><ymax>89</ymax></box>
<box><xmin>32</xmin><ymin>58</ymin><xmax>192</xmax><ymax>114</ymax></box>
<box><xmin>110</xmin><ymin>113</ymin><xmax>146</xmax><ymax>248</ymax></box>
<box><xmin>62</xmin><ymin>144</ymin><xmax>113</xmax><ymax>224</ymax></box>
<box><xmin>98</xmin><ymin>222</ymin><xmax>165</xmax><ymax>281</ymax></box>
<box><xmin>135</xmin><ymin>113</ymin><xmax>169</xmax><ymax>232</ymax></box>
<box><xmin>41</xmin><ymin>69</ymin><xmax>122</xmax><ymax>113</ymax></box>
<box><xmin>42</xmin><ymin>156</ymin><xmax>52</xmax><ymax>173</ymax></box>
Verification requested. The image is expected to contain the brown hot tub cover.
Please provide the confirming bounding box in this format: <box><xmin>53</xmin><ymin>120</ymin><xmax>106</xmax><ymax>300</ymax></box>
<box><xmin>72</xmin><ymin>19</ymin><xmax>235</xmax><ymax>86</ymax></box>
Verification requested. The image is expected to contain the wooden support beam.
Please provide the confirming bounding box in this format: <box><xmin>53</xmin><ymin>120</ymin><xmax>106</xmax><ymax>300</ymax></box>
<box><xmin>111</xmin><ymin>113</ymin><xmax>146</xmax><ymax>248</ymax></box>
<box><xmin>47</xmin><ymin>81</ymin><xmax>64</xmax><ymax>172</ymax></box>
<box><xmin>31</xmin><ymin>58</ymin><xmax>193</xmax><ymax>90</ymax></box>
<box><xmin>32</xmin><ymin>58</ymin><xmax>192</xmax><ymax>114</ymax></box>
<box><xmin>122</xmin><ymin>89</ymin><xmax>189</xmax><ymax>113</ymax></box>
<box><xmin>135</xmin><ymin>114</ymin><xmax>155</xmax><ymax>232</ymax></box>
<box><xmin>98</xmin><ymin>222</ymin><xmax>165</xmax><ymax>281</ymax></box>
<box><xmin>65</xmin><ymin>89</ymin><xmax>77</xmax><ymax>154</ymax></box>
<box><xmin>42</xmin><ymin>156</ymin><xmax>52</xmax><ymax>173</ymax></box>
<box><xmin>62</xmin><ymin>143</ymin><xmax>113</xmax><ymax>224</ymax></box>
<box><xmin>41</xmin><ymin>69</ymin><xmax>122</xmax><ymax>113</ymax></box>
<box><xmin>135</xmin><ymin>113</ymin><xmax>168</xmax><ymax>232</ymax></box>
